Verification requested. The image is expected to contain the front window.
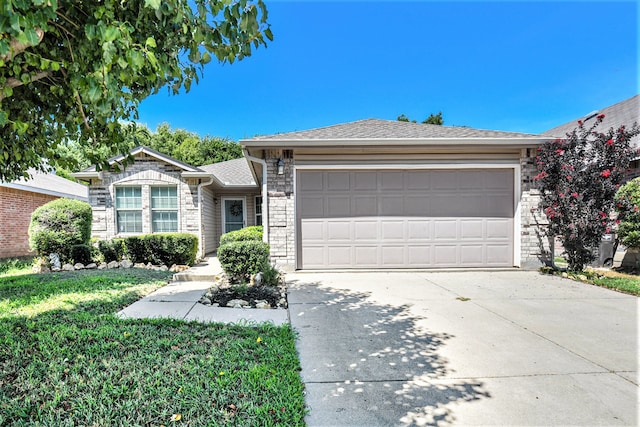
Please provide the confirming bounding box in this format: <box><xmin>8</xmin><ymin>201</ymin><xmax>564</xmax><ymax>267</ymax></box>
<box><xmin>116</xmin><ymin>187</ymin><xmax>142</xmax><ymax>233</ymax></box>
<box><xmin>255</xmin><ymin>196</ymin><xmax>262</xmax><ymax>226</ymax></box>
<box><xmin>151</xmin><ymin>186</ymin><xmax>178</xmax><ymax>232</ymax></box>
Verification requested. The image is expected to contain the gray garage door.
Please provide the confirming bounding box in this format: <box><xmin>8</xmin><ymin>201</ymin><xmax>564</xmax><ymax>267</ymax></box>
<box><xmin>297</xmin><ymin>169</ymin><xmax>514</xmax><ymax>269</ymax></box>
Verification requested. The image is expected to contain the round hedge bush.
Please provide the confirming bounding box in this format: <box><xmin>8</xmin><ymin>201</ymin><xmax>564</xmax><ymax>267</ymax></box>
<box><xmin>29</xmin><ymin>198</ymin><xmax>92</xmax><ymax>262</ymax></box>
<box><xmin>616</xmin><ymin>177</ymin><xmax>640</xmax><ymax>248</ymax></box>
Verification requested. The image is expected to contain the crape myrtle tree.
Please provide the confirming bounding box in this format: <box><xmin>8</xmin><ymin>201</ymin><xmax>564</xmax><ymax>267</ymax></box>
<box><xmin>0</xmin><ymin>0</ymin><xmax>272</xmax><ymax>182</ymax></box>
<box><xmin>534</xmin><ymin>114</ymin><xmax>640</xmax><ymax>271</ymax></box>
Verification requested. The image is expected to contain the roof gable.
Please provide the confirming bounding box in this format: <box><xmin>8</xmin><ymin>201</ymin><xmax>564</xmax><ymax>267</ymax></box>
<box><xmin>199</xmin><ymin>158</ymin><xmax>256</xmax><ymax>187</ymax></box>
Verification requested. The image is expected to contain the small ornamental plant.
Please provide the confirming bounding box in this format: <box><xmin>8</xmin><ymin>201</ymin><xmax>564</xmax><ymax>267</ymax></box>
<box><xmin>535</xmin><ymin>114</ymin><xmax>640</xmax><ymax>271</ymax></box>
<box><xmin>615</xmin><ymin>177</ymin><xmax>640</xmax><ymax>249</ymax></box>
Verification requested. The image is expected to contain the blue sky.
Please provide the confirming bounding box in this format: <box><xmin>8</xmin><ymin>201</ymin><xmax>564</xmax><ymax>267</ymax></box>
<box><xmin>136</xmin><ymin>1</ymin><xmax>638</xmax><ymax>141</ymax></box>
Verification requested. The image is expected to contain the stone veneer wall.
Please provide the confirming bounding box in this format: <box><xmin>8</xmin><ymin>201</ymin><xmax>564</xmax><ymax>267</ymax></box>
<box><xmin>264</xmin><ymin>150</ymin><xmax>296</xmax><ymax>268</ymax></box>
<box><xmin>519</xmin><ymin>148</ymin><xmax>551</xmax><ymax>269</ymax></box>
<box><xmin>88</xmin><ymin>155</ymin><xmax>200</xmax><ymax>245</ymax></box>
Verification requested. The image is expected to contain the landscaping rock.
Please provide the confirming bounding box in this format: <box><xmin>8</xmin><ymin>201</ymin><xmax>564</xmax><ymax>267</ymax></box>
<box><xmin>98</xmin><ymin>262</ymin><xmax>107</xmax><ymax>270</ymax></box>
<box><xmin>33</xmin><ymin>263</ymin><xmax>50</xmax><ymax>273</ymax></box>
<box><xmin>278</xmin><ymin>298</ymin><xmax>287</xmax><ymax>307</ymax></box>
<box><xmin>227</xmin><ymin>299</ymin><xmax>249</xmax><ymax>308</ymax></box>
<box><xmin>578</xmin><ymin>274</ymin><xmax>588</xmax><ymax>281</ymax></box>
<box><xmin>170</xmin><ymin>264</ymin><xmax>189</xmax><ymax>272</ymax></box>
<box><xmin>199</xmin><ymin>297</ymin><xmax>212</xmax><ymax>305</ymax></box>
<box><xmin>134</xmin><ymin>263</ymin><xmax>146</xmax><ymax>269</ymax></box>
<box><xmin>74</xmin><ymin>263</ymin><xmax>85</xmax><ymax>270</ymax></box>
<box><xmin>120</xmin><ymin>259</ymin><xmax>133</xmax><ymax>269</ymax></box>
<box><xmin>85</xmin><ymin>263</ymin><xmax>97</xmax><ymax>269</ymax></box>
<box><xmin>107</xmin><ymin>261</ymin><xmax>119</xmax><ymax>269</ymax></box>
<box><xmin>255</xmin><ymin>300</ymin><xmax>271</xmax><ymax>309</ymax></box>
<box><xmin>62</xmin><ymin>263</ymin><xmax>74</xmax><ymax>271</ymax></box>
<box><xmin>561</xmin><ymin>272</ymin><xmax>569</xmax><ymax>278</ymax></box>
<box><xmin>159</xmin><ymin>265</ymin><xmax>168</xmax><ymax>271</ymax></box>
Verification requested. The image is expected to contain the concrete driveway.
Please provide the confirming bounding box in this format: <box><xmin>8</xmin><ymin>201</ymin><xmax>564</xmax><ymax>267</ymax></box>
<box><xmin>286</xmin><ymin>271</ymin><xmax>638</xmax><ymax>426</ymax></box>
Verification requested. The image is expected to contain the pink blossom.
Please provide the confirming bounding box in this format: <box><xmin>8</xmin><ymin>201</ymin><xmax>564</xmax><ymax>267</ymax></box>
<box><xmin>601</xmin><ymin>169</ymin><xmax>611</xmax><ymax>178</ymax></box>
<box><xmin>571</xmin><ymin>192</ymin><xmax>579</xmax><ymax>198</ymax></box>
<box><xmin>577</xmin><ymin>120</ymin><xmax>583</xmax><ymax>125</ymax></box>
<box><xmin>597</xmin><ymin>113</ymin><xmax>606</xmax><ymax>119</ymax></box>
<box><xmin>555</xmin><ymin>149</ymin><xmax>564</xmax><ymax>155</ymax></box>
<box><xmin>606</xmin><ymin>227</ymin><xmax>611</xmax><ymax>233</ymax></box>
<box><xmin>606</xmin><ymin>139</ymin><xmax>614</xmax><ymax>146</ymax></box>
<box><xmin>599</xmin><ymin>211</ymin><xmax>607</xmax><ymax>219</ymax></box>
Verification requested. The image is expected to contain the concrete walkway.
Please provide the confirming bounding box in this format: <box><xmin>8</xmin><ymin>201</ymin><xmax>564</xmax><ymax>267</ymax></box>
<box><xmin>117</xmin><ymin>256</ymin><xmax>289</xmax><ymax>325</ymax></box>
<box><xmin>287</xmin><ymin>270</ymin><xmax>638</xmax><ymax>426</ymax></box>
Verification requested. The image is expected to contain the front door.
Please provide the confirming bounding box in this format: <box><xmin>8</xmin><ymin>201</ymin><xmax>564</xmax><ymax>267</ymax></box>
<box><xmin>223</xmin><ymin>198</ymin><xmax>246</xmax><ymax>233</ymax></box>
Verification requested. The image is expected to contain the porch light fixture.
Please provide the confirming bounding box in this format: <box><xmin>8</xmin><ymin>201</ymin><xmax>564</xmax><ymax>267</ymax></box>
<box><xmin>276</xmin><ymin>158</ymin><xmax>284</xmax><ymax>175</ymax></box>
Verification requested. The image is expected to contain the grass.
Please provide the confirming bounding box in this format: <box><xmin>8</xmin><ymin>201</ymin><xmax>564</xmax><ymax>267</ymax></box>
<box><xmin>587</xmin><ymin>269</ymin><xmax>640</xmax><ymax>296</ymax></box>
<box><xmin>0</xmin><ymin>268</ymin><xmax>306</xmax><ymax>426</ymax></box>
<box><xmin>0</xmin><ymin>257</ymin><xmax>35</xmax><ymax>277</ymax></box>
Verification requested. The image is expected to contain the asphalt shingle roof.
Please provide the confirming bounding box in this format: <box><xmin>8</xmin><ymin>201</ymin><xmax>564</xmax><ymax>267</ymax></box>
<box><xmin>543</xmin><ymin>95</ymin><xmax>640</xmax><ymax>146</ymax></box>
<box><xmin>243</xmin><ymin>118</ymin><xmax>542</xmax><ymax>142</ymax></box>
<box><xmin>199</xmin><ymin>158</ymin><xmax>256</xmax><ymax>186</ymax></box>
<box><xmin>2</xmin><ymin>169</ymin><xmax>88</xmax><ymax>200</ymax></box>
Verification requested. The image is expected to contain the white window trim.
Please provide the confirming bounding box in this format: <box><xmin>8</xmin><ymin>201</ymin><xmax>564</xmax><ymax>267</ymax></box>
<box><xmin>150</xmin><ymin>185</ymin><xmax>179</xmax><ymax>233</ymax></box>
<box><xmin>255</xmin><ymin>195</ymin><xmax>263</xmax><ymax>226</ymax></box>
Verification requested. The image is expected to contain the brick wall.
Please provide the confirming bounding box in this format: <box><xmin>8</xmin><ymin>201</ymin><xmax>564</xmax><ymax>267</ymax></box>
<box><xmin>519</xmin><ymin>149</ymin><xmax>552</xmax><ymax>269</ymax></box>
<box><xmin>265</xmin><ymin>150</ymin><xmax>296</xmax><ymax>268</ymax></box>
<box><xmin>0</xmin><ymin>187</ymin><xmax>57</xmax><ymax>258</ymax></box>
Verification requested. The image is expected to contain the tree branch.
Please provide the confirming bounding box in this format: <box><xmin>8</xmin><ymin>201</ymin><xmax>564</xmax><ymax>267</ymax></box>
<box><xmin>0</xmin><ymin>28</ymin><xmax>45</xmax><ymax>62</ymax></box>
<box><xmin>0</xmin><ymin>71</ymin><xmax>51</xmax><ymax>100</ymax></box>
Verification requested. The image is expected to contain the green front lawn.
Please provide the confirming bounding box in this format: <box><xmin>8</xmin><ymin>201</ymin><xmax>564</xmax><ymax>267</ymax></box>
<box><xmin>0</xmin><ymin>268</ymin><xmax>305</xmax><ymax>426</ymax></box>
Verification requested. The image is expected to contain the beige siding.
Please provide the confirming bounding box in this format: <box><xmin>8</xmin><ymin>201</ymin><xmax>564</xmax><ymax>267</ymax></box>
<box><xmin>201</xmin><ymin>186</ymin><xmax>216</xmax><ymax>255</ymax></box>
<box><xmin>211</xmin><ymin>190</ymin><xmax>261</xmax><ymax>250</ymax></box>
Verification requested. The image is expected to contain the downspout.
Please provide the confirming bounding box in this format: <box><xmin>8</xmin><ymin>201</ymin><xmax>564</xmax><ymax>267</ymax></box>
<box><xmin>243</xmin><ymin>152</ymin><xmax>269</xmax><ymax>244</ymax></box>
<box><xmin>197</xmin><ymin>176</ymin><xmax>214</xmax><ymax>259</ymax></box>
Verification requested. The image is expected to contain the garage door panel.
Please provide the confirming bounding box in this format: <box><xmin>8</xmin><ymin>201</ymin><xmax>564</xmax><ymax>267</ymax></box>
<box><xmin>381</xmin><ymin>246</ymin><xmax>405</xmax><ymax>265</ymax></box>
<box><xmin>486</xmin><ymin>244</ymin><xmax>511</xmax><ymax>264</ymax></box>
<box><xmin>486</xmin><ymin>219</ymin><xmax>511</xmax><ymax>239</ymax></box>
<box><xmin>328</xmin><ymin>246</ymin><xmax>352</xmax><ymax>266</ymax></box>
<box><xmin>354</xmin><ymin>172</ymin><xmax>377</xmax><ymax>190</ymax></box>
<box><xmin>354</xmin><ymin>246</ymin><xmax>378</xmax><ymax>265</ymax></box>
<box><xmin>408</xmin><ymin>246</ymin><xmax>431</xmax><ymax>265</ymax></box>
<box><xmin>327</xmin><ymin>172</ymin><xmax>350</xmax><ymax>191</ymax></box>
<box><xmin>381</xmin><ymin>172</ymin><xmax>404</xmax><ymax>190</ymax></box>
<box><xmin>460</xmin><ymin>220</ymin><xmax>484</xmax><ymax>239</ymax></box>
<box><xmin>300</xmin><ymin>196</ymin><xmax>324</xmax><ymax>217</ymax></box>
<box><xmin>298</xmin><ymin>169</ymin><xmax>514</xmax><ymax>269</ymax></box>
<box><xmin>461</xmin><ymin>245</ymin><xmax>484</xmax><ymax>264</ymax></box>
<box><xmin>434</xmin><ymin>245</ymin><xmax>458</xmax><ymax>265</ymax></box>
<box><xmin>407</xmin><ymin>220</ymin><xmax>431</xmax><ymax>239</ymax></box>
<box><xmin>327</xmin><ymin>196</ymin><xmax>351</xmax><ymax>216</ymax></box>
<box><xmin>354</xmin><ymin>196</ymin><xmax>377</xmax><ymax>215</ymax></box>
<box><xmin>327</xmin><ymin>221</ymin><xmax>351</xmax><ymax>241</ymax></box>
<box><xmin>434</xmin><ymin>220</ymin><xmax>458</xmax><ymax>239</ymax></box>
<box><xmin>380</xmin><ymin>195</ymin><xmax>404</xmax><ymax>215</ymax></box>
<box><xmin>354</xmin><ymin>221</ymin><xmax>378</xmax><ymax>240</ymax></box>
<box><xmin>381</xmin><ymin>221</ymin><xmax>405</xmax><ymax>239</ymax></box>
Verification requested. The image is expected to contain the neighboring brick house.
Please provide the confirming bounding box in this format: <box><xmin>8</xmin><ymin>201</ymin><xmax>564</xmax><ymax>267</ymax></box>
<box><xmin>242</xmin><ymin>119</ymin><xmax>551</xmax><ymax>270</ymax></box>
<box><xmin>0</xmin><ymin>170</ymin><xmax>88</xmax><ymax>259</ymax></box>
<box><xmin>72</xmin><ymin>146</ymin><xmax>261</xmax><ymax>258</ymax></box>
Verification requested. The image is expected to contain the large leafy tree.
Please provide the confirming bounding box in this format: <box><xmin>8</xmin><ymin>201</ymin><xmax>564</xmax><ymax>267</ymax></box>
<box><xmin>56</xmin><ymin>123</ymin><xmax>242</xmax><ymax>178</ymax></box>
<box><xmin>0</xmin><ymin>0</ymin><xmax>272</xmax><ymax>181</ymax></box>
<box><xmin>535</xmin><ymin>115</ymin><xmax>639</xmax><ymax>271</ymax></box>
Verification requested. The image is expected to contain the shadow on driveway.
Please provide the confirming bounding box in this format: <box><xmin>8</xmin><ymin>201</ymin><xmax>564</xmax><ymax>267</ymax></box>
<box><xmin>287</xmin><ymin>278</ymin><xmax>490</xmax><ymax>426</ymax></box>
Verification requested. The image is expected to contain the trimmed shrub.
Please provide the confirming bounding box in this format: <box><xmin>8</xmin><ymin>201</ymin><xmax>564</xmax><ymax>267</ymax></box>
<box><xmin>615</xmin><ymin>177</ymin><xmax>640</xmax><ymax>248</ymax></box>
<box><xmin>123</xmin><ymin>236</ymin><xmax>148</xmax><ymax>264</ymax></box>
<box><xmin>141</xmin><ymin>233</ymin><xmax>198</xmax><ymax>266</ymax></box>
<box><xmin>29</xmin><ymin>198</ymin><xmax>93</xmax><ymax>262</ymax></box>
<box><xmin>71</xmin><ymin>244</ymin><xmax>92</xmax><ymax>265</ymax></box>
<box><xmin>97</xmin><ymin>239</ymin><xmax>125</xmax><ymax>263</ymax></box>
<box><xmin>219</xmin><ymin>226</ymin><xmax>263</xmax><ymax>246</ymax></box>
<box><xmin>218</xmin><ymin>240</ymin><xmax>270</xmax><ymax>282</ymax></box>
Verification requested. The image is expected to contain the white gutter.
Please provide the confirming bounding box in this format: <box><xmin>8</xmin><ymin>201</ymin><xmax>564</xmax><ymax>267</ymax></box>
<box><xmin>196</xmin><ymin>175</ymin><xmax>214</xmax><ymax>258</ymax></box>
<box><xmin>243</xmin><ymin>151</ymin><xmax>269</xmax><ymax>244</ymax></box>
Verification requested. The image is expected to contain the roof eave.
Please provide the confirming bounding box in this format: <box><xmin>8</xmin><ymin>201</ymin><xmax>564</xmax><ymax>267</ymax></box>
<box><xmin>242</xmin><ymin>137</ymin><xmax>550</xmax><ymax>148</ymax></box>
<box><xmin>71</xmin><ymin>171</ymin><xmax>102</xmax><ymax>180</ymax></box>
